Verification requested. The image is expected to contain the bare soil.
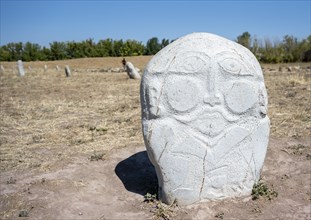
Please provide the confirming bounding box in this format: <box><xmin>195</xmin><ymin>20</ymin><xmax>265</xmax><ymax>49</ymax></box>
<box><xmin>0</xmin><ymin>57</ymin><xmax>310</xmax><ymax>219</ymax></box>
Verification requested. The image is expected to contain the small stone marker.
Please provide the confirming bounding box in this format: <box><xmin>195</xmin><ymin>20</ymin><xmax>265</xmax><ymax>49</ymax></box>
<box><xmin>0</xmin><ymin>65</ymin><xmax>4</xmax><ymax>75</ymax></box>
<box><xmin>44</xmin><ymin>64</ymin><xmax>48</xmax><ymax>72</ymax></box>
<box><xmin>17</xmin><ymin>60</ymin><xmax>25</xmax><ymax>77</ymax></box>
<box><xmin>28</xmin><ymin>66</ymin><xmax>32</xmax><ymax>71</ymax></box>
<box><xmin>56</xmin><ymin>65</ymin><xmax>60</xmax><ymax>71</ymax></box>
<box><xmin>65</xmin><ymin>65</ymin><xmax>71</xmax><ymax>77</ymax></box>
<box><xmin>141</xmin><ymin>33</ymin><xmax>270</xmax><ymax>205</ymax></box>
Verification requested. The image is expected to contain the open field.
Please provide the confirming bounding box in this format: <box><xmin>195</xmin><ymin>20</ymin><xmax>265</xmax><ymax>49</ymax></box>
<box><xmin>0</xmin><ymin>57</ymin><xmax>310</xmax><ymax>219</ymax></box>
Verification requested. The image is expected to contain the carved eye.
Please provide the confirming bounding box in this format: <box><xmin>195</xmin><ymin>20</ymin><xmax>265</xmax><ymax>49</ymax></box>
<box><xmin>165</xmin><ymin>78</ymin><xmax>200</xmax><ymax>113</ymax></box>
<box><xmin>180</xmin><ymin>55</ymin><xmax>206</xmax><ymax>72</ymax></box>
<box><xmin>168</xmin><ymin>52</ymin><xmax>210</xmax><ymax>74</ymax></box>
<box><xmin>220</xmin><ymin>58</ymin><xmax>242</xmax><ymax>74</ymax></box>
<box><xmin>217</xmin><ymin>54</ymin><xmax>254</xmax><ymax>76</ymax></box>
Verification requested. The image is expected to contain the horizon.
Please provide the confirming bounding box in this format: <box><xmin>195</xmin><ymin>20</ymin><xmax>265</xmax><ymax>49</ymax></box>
<box><xmin>1</xmin><ymin>0</ymin><xmax>310</xmax><ymax>47</ymax></box>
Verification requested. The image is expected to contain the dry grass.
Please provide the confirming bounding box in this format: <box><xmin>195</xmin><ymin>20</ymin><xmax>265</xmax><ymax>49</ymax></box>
<box><xmin>0</xmin><ymin>58</ymin><xmax>310</xmax><ymax>173</ymax></box>
<box><xmin>0</xmin><ymin>57</ymin><xmax>151</xmax><ymax>172</ymax></box>
<box><xmin>0</xmin><ymin>56</ymin><xmax>152</xmax><ymax>71</ymax></box>
<box><xmin>264</xmin><ymin>63</ymin><xmax>311</xmax><ymax>138</ymax></box>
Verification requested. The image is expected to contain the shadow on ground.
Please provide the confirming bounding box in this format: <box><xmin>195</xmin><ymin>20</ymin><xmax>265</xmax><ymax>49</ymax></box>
<box><xmin>115</xmin><ymin>151</ymin><xmax>158</xmax><ymax>196</ymax></box>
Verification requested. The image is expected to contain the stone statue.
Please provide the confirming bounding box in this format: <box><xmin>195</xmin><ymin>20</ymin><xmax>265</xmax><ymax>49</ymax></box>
<box><xmin>122</xmin><ymin>58</ymin><xmax>141</xmax><ymax>79</ymax></box>
<box><xmin>65</xmin><ymin>65</ymin><xmax>71</xmax><ymax>77</ymax></box>
<box><xmin>140</xmin><ymin>32</ymin><xmax>270</xmax><ymax>205</ymax></box>
<box><xmin>17</xmin><ymin>60</ymin><xmax>25</xmax><ymax>77</ymax></box>
<box><xmin>0</xmin><ymin>65</ymin><xmax>5</xmax><ymax>74</ymax></box>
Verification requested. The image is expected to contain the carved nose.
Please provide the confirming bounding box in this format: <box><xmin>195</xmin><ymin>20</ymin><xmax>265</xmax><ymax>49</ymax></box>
<box><xmin>204</xmin><ymin>67</ymin><xmax>221</xmax><ymax>107</ymax></box>
<box><xmin>204</xmin><ymin>94</ymin><xmax>221</xmax><ymax>107</ymax></box>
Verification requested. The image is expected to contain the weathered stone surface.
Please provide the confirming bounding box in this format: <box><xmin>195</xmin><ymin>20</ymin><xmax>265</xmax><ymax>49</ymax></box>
<box><xmin>17</xmin><ymin>60</ymin><xmax>25</xmax><ymax>77</ymax></box>
<box><xmin>65</xmin><ymin>65</ymin><xmax>71</xmax><ymax>77</ymax></box>
<box><xmin>124</xmin><ymin>62</ymin><xmax>141</xmax><ymax>79</ymax></box>
<box><xmin>140</xmin><ymin>33</ymin><xmax>270</xmax><ymax>205</ymax></box>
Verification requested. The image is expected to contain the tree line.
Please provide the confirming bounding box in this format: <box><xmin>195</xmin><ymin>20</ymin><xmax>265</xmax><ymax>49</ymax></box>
<box><xmin>0</xmin><ymin>33</ymin><xmax>310</xmax><ymax>63</ymax></box>
<box><xmin>236</xmin><ymin>32</ymin><xmax>311</xmax><ymax>63</ymax></box>
<box><xmin>0</xmin><ymin>38</ymin><xmax>170</xmax><ymax>62</ymax></box>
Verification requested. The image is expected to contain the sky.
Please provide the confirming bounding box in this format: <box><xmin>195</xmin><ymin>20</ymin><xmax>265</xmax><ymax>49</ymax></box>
<box><xmin>0</xmin><ymin>0</ymin><xmax>310</xmax><ymax>47</ymax></box>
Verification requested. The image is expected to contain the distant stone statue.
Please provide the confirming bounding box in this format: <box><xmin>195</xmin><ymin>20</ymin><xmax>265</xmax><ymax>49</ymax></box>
<box><xmin>141</xmin><ymin>33</ymin><xmax>270</xmax><ymax>205</ymax></box>
<box><xmin>17</xmin><ymin>60</ymin><xmax>25</xmax><ymax>77</ymax></box>
<box><xmin>65</xmin><ymin>65</ymin><xmax>71</xmax><ymax>77</ymax></box>
<box><xmin>122</xmin><ymin>58</ymin><xmax>141</xmax><ymax>79</ymax></box>
<box><xmin>0</xmin><ymin>65</ymin><xmax>5</xmax><ymax>74</ymax></box>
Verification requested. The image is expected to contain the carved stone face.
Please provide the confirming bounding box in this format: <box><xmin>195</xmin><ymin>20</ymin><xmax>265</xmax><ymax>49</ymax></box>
<box><xmin>140</xmin><ymin>33</ymin><xmax>270</xmax><ymax>205</ymax></box>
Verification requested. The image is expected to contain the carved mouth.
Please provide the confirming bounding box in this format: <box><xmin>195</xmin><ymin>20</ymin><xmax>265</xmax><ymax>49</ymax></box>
<box><xmin>190</xmin><ymin>111</ymin><xmax>229</xmax><ymax>137</ymax></box>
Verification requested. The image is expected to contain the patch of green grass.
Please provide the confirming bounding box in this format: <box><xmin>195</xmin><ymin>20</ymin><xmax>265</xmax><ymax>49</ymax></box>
<box><xmin>144</xmin><ymin>193</ymin><xmax>157</xmax><ymax>203</ymax></box>
<box><xmin>152</xmin><ymin>200</ymin><xmax>177</xmax><ymax>220</ymax></box>
<box><xmin>18</xmin><ymin>205</ymin><xmax>34</xmax><ymax>217</ymax></box>
<box><xmin>6</xmin><ymin>177</ymin><xmax>16</xmax><ymax>184</ymax></box>
<box><xmin>89</xmin><ymin>126</ymin><xmax>108</xmax><ymax>135</ymax></box>
<box><xmin>288</xmin><ymin>144</ymin><xmax>306</xmax><ymax>155</ymax></box>
<box><xmin>215</xmin><ymin>212</ymin><xmax>224</xmax><ymax>219</ymax></box>
<box><xmin>252</xmin><ymin>179</ymin><xmax>278</xmax><ymax>200</ymax></box>
<box><xmin>144</xmin><ymin>193</ymin><xmax>177</xmax><ymax>220</ymax></box>
<box><xmin>18</xmin><ymin>210</ymin><xmax>29</xmax><ymax>217</ymax></box>
<box><xmin>251</xmin><ymin>206</ymin><xmax>262</xmax><ymax>214</ymax></box>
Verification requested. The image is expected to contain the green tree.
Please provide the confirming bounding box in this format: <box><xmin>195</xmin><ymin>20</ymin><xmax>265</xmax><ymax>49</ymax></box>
<box><xmin>50</xmin><ymin>41</ymin><xmax>67</xmax><ymax>60</ymax></box>
<box><xmin>120</xmin><ymin>39</ymin><xmax>145</xmax><ymax>56</ymax></box>
<box><xmin>145</xmin><ymin>37</ymin><xmax>161</xmax><ymax>55</ymax></box>
<box><xmin>237</xmin><ymin>32</ymin><xmax>251</xmax><ymax>49</ymax></box>
<box><xmin>96</xmin><ymin>38</ymin><xmax>114</xmax><ymax>57</ymax></box>
<box><xmin>81</xmin><ymin>38</ymin><xmax>97</xmax><ymax>57</ymax></box>
<box><xmin>4</xmin><ymin>42</ymin><xmax>23</xmax><ymax>60</ymax></box>
<box><xmin>39</xmin><ymin>46</ymin><xmax>51</xmax><ymax>61</ymax></box>
<box><xmin>160</xmin><ymin>38</ymin><xmax>170</xmax><ymax>49</ymax></box>
<box><xmin>251</xmin><ymin>36</ymin><xmax>261</xmax><ymax>59</ymax></box>
<box><xmin>22</xmin><ymin>42</ymin><xmax>42</xmax><ymax>61</ymax></box>
<box><xmin>112</xmin><ymin>40</ymin><xmax>124</xmax><ymax>57</ymax></box>
<box><xmin>66</xmin><ymin>41</ymin><xmax>82</xmax><ymax>58</ymax></box>
<box><xmin>301</xmin><ymin>35</ymin><xmax>311</xmax><ymax>61</ymax></box>
<box><xmin>260</xmin><ymin>38</ymin><xmax>284</xmax><ymax>63</ymax></box>
<box><xmin>0</xmin><ymin>45</ymin><xmax>12</xmax><ymax>61</ymax></box>
<box><xmin>282</xmin><ymin>35</ymin><xmax>298</xmax><ymax>62</ymax></box>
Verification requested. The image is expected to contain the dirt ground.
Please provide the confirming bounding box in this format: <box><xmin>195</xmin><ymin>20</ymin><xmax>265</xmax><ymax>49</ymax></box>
<box><xmin>0</xmin><ymin>57</ymin><xmax>310</xmax><ymax>219</ymax></box>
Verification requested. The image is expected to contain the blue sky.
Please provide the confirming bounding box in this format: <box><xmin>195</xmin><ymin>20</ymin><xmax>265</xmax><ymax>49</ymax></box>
<box><xmin>0</xmin><ymin>0</ymin><xmax>310</xmax><ymax>47</ymax></box>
